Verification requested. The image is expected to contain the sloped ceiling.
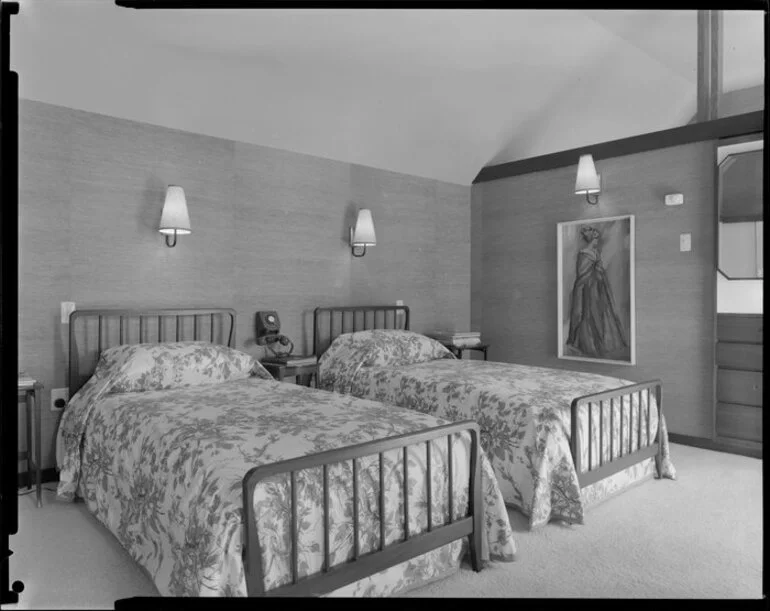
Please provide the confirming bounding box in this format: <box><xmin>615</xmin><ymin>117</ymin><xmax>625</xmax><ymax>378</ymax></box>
<box><xmin>10</xmin><ymin>2</ymin><xmax>765</xmax><ymax>185</ymax></box>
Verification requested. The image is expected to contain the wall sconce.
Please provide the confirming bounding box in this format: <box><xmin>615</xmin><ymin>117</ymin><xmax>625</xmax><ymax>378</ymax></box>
<box><xmin>158</xmin><ymin>185</ymin><xmax>192</xmax><ymax>247</ymax></box>
<box><xmin>350</xmin><ymin>208</ymin><xmax>376</xmax><ymax>257</ymax></box>
<box><xmin>575</xmin><ymin>154</ymin><xmax>601</xmax><ymax>205</ymax></box>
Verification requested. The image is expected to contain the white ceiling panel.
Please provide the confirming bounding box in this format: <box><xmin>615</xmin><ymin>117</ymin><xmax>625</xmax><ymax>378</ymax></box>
<box><xmin>11</xmin><ymin>2</ymin><xmax>765</xmax><ymax>185</ymax></box>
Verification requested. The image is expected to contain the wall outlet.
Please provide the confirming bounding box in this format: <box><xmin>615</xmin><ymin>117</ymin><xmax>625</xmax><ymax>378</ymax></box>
<box><xmin>51</xmin><ymin>388</ymin><xmax>69</xmax><ymax>411</ymax></box>
<box><xmin>665</xmin><ymin>193</ymin><xmax>684</xmax><ymax>206</ymax></box>
<box><xmin>396</xmin><ymin>300</ymin><xmax>404</xmax><ymax>306</ymax></box>
<box><xmin>680</xmin><ymin>233</ymin><xmax>692</xmax><ymax>252</ymax></box>
<box><xmin>61</xmin><ymin>302</ymin><xmax>76</xmax><ymax>324</ymax></box>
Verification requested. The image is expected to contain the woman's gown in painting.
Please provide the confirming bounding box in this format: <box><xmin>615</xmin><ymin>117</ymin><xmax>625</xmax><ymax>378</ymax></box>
<box><xmin>566</xmin><ymin>247</ymin><xmax>628</xmax><ymax>358</ymax></box>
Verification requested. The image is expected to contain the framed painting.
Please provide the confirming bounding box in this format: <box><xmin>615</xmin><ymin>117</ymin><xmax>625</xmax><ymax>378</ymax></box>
<box><xmin>557</xmin><ymin>214</ymin><xmax>635</xmax><ymax>365</ymax></box>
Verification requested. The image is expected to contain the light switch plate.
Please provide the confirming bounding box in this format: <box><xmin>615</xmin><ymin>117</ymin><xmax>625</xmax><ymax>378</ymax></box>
<box><xmin>665</xmin><ymin>193</ymin><xmax>684</xmax><ymax>206</ymax></box>
<box><xmin>680</xmin><ymin>233</ymin><xmax>692</xmax><ymax>252</ymax></box>
<box><xmin>61</xmin><ymin>302</ymin><xmax>76</xmax><ymax>324</ymax></box>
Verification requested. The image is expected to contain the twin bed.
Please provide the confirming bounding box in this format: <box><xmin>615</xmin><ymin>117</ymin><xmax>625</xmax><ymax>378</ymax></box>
<box><xmin>57</xmin><ymin>304</ymin><xmax>675</xmax><ymax>598</ymax></box>
<box><xmin>313</xmin><ymin>305</ymin><xmax>675</xmax><ymax>528</ymax></box>
<box><xmin>57</xmin><ymin>308</ymin><xmax>515</xmax><ymax>597</ymax></box>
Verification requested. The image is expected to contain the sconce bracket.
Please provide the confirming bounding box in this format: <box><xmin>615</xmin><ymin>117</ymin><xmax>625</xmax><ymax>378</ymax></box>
<box><xmin>584</xmin><ymin>174</ymin><xmax>601</xmax><ymax>205</ymax></box>
<box><xmin>350</xmin><ymin>226</ymin><xmax>367</xmax><ymax>257</ymax></box>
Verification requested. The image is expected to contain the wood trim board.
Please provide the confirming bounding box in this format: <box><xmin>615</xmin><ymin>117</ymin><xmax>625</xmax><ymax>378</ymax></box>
<box><xmin>716</xmin><ymin>403</ymin><xmax>762</xmax><ymax>442</ymax></box>
<box><xmin>717</xmin><ymin>313</ymin><xmax>763</xmax><ymax>344</ymax></box>
<box><xmin>716</xmin><ymin>343</ymin><xmax>762</xmax><ymax>371</ymax></box>
<box><xmin>716</xmin><ymin>369</ymin><xmax>762</xmax><ymax>407</ymax></box>
<box><xmin>669</xmin><ymin>432</ymin><xmax>762</xmax><ymax>459</ymax></box>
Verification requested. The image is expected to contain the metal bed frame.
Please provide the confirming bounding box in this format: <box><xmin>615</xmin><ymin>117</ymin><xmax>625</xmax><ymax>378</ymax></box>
<box><xmin>68</xmin><ymin>308</ymin><xmax>484</xmax><ymax>597</ymax></box>
<box><xmin>313</xmin><ymin>304</ymin><xmax>665</xmax><ymax>490</ymax></box>
<box><xmin>69</xmin><ymin>308</ymin><xmax>237</xmax><ymax>395</ymax></box>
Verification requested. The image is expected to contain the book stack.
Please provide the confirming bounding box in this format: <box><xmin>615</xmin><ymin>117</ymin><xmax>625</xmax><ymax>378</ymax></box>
<box><xmin>431</xmin><ymin>331</ymin><xmax>482</xmax><ymax>348</ymax></box>
<box><xmin>262</xmin><ymin>355</ymin><xmax>317</xmax><ymax>367</ymax></box>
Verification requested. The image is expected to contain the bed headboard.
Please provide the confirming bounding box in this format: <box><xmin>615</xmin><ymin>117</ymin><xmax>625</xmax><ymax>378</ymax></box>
<box><xmin>68</xmin><ymin>308</ymin><xmax>236</xmax><ymax>395</ymax></box>
<box><xmin>313</xmin><ymin>305</ymin><xmax>410</xmax><ymax>358</ymax></box>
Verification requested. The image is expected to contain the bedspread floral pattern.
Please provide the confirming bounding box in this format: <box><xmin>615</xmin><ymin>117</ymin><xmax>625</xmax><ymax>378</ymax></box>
<box><xmin>319</xmin><ymin>349</ymin><xmax>676</xmax><ymax>529</ymax></box>
<box><xmin>57</xmin><ymin>373</ymin><xmax>515</xmax><ymax>596</ymax></box>
<box><xmin>99</xmin><ymin>341</ymin><xmax>271</xmax><ymax>394</ymax></box>
<box><xmin>337</xmin><ymin>329</ymin><xmax>457</xmax><ymax>367</ymax></box>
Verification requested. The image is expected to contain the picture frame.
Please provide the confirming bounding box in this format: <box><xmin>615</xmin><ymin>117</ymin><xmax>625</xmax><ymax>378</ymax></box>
<box><xmin>557</xmin><ymin>214</ymin><xmax>635</xmax><ymax>365</ymax></box>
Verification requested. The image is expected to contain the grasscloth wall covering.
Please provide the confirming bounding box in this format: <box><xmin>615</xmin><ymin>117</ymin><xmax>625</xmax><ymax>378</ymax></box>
<box><xmin>472</xmin><ymin>142</ymin><xmax>716</xmax><ymax>438</ymax></box>
<box><xmin>18</xmin><ymin>99</ymin><xmax>470</xmax><ymax>470</ymax></box>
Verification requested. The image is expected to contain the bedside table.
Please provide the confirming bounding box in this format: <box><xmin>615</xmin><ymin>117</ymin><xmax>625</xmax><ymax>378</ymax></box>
<box><xmin>18</xmin><ymin>377</ymin><xmax>43</xmax><ymax>508</ymax></box>
<box><xmin>262</xmin><ymin>361</ymin><xmax>318</xmax><ymax>388</ymax></box>
<box><xmin>441</xmin><ymin>342</ymin><xmax>489</xmax><ymax>361</ymax></box>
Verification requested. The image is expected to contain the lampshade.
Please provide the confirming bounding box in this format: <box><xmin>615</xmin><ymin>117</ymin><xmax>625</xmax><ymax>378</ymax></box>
<box><xmin>575</xmin><ymin>154</ymin><xmax>601</xmax><ymax>194</ymax></box>
<box><xmin>159</xmin><ymin>186</ymin><xmax>192</xmax><ymax>235</ymax></box>
<box><xmin>352</xmin><ymin>209</ymin><xmax>376</xmax><ymax>246</ymax></box>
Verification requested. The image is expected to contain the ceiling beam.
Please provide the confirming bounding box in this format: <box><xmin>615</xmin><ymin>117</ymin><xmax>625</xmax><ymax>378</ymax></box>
<box><xmin>696</xmin><ymin>9</ymin><xmax>722</xmax><ymax>123</ymax></box>
<box><xmin>473</xmin><ymin>111</ymin><xmax>764</xmax><ymax>184</ymax></box>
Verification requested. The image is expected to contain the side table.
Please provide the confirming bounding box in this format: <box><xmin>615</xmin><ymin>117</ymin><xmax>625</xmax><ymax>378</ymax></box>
<box><xmin>18</xmin><ymin>378</ymin><xmax>43</xmax><ymax>507</ymax></box>
<box><xmin>262</xmin><ymin>361</ymin><xmax>319</xmax><ymax>388</ymax></box>
<box><xmin>441</xmin><ymin>342</ymin><xmax>489</xmax><ymax>361</ymax></box>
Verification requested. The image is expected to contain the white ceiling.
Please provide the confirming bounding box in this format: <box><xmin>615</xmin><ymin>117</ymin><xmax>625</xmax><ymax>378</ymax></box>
<box><xmin>11</xmin><ymin>2</ymin><xmax>765</xmax><ymax>185</ymax></box>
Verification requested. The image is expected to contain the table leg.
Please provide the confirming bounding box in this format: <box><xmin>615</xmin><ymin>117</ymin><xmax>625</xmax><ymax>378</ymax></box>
<box><xmin>35</xmin><ymin>386</ymin><xmax>42</xmax><ymax>508</ymax></box>
<box><xmin>483</xmin><ymin>347</ymin><xmax>488</xmax><ymax>361</ymax></box>
<box><xmin>298</xmin><ymin>374</ymin><xmax>312</xmax><ymax>387</ymax></box>
<box><xmin>25</xmin><ymin>392</ymin><xmax>32</xmax><ymax>490</ymax></box>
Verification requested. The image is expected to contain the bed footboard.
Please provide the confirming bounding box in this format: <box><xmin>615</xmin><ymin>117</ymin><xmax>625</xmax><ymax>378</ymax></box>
<box><xmin>570</xmin><ymin>380</ymin><xmax>663</xmax><ymax>488</ymax></box>
<box><xmin>242</xmin><ymin>420</ymin><xmax>483</xmax><ymax>597</ymax></box>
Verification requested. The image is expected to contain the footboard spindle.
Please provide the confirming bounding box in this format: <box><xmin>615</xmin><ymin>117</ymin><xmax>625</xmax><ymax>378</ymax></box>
<box><xmin>379</xmin><ymin>454</ymin><xmax>385</xmax><ymax>550</ymax></box>
<box><xmin>352</xmin><ymin>459</ymin><xmax>360</xmax><ymax>559</ymax></box>
<box><xmin>599</xmin><ymin>400</ymin><xmax>604</xmax><ymax>467</ymax></box>
<box><xmin>291</xmin><ymin>471</ymin><xmax>298</xmax><ymax>584</ymax></box>
<box><xmin>323</xmin><ymin>464</ymin><xmax>330</xmax><ymax>572</ymax></box>
<box><xmin>447</xmin><ymin>434</ymin><xmax>454</xmax><ymax>522</ymax></box>
<box><xmin>426</xmin><ymin>441</ymin><xmax>432</xmax><ymax>532</ymax></box>
<box><xmin>403</xmin><ymin>446</ymin><xmax>410</xmax><ymax>540</ymax></box>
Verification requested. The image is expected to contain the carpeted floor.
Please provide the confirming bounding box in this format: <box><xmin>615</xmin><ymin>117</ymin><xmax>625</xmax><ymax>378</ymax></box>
<box><xmin>6</xmin><ymin>443</ymin><xmax>763</xmax><ymax>607</ymax></box>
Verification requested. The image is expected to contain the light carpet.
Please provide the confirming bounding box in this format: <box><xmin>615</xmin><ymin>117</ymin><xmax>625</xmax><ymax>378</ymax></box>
<box><xmin>6</xmin><ymin>443</ymin><xmax>763</xmax><ymax>607</ymax></box>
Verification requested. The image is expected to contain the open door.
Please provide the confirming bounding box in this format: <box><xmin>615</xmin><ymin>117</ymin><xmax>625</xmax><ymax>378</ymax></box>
<box><xmin>714</xmin><ymin>136</ymin><xmax>763</xmax><ymax>457</ymax></box>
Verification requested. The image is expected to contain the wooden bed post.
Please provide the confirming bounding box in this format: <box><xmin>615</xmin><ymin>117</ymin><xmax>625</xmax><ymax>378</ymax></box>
<box><xmin>468</xmin><ymin>427</ymin><xmax>483</xmax><ymax>572</ymax></box>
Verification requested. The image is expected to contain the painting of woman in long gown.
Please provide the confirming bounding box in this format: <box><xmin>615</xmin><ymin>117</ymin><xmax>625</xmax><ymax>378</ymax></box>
<box><xmin>557</xmin><ymin>215</ymin><xmax>635</xmax><ymax>365</ymax></box>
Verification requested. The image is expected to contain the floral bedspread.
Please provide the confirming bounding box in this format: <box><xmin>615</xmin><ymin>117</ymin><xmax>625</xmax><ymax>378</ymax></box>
<box><xmin>319</xmin><ymin>355</ymin><xmax>676</xmax><ymax>529</ymax></box>
<box><xmin>56</xmin><ymin>374</ymin><xmax>515</xmax><ymax>596</ymax></box>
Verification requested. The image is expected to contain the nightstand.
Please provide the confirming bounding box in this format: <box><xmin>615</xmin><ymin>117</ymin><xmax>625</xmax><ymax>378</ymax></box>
<box><xmin>18</xmin><ymin>377</ymin><xmax>43</xmax><ymax>508</ymax></box>
<box><xmin>441</xmin><ymin>342</ymin><xmax>489</xmax><ymax>361</ymax></box>
<box><xmin>262</xmin><ymin>361</ymin><xmax>318</xmax><ymax>388</ymax></box>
